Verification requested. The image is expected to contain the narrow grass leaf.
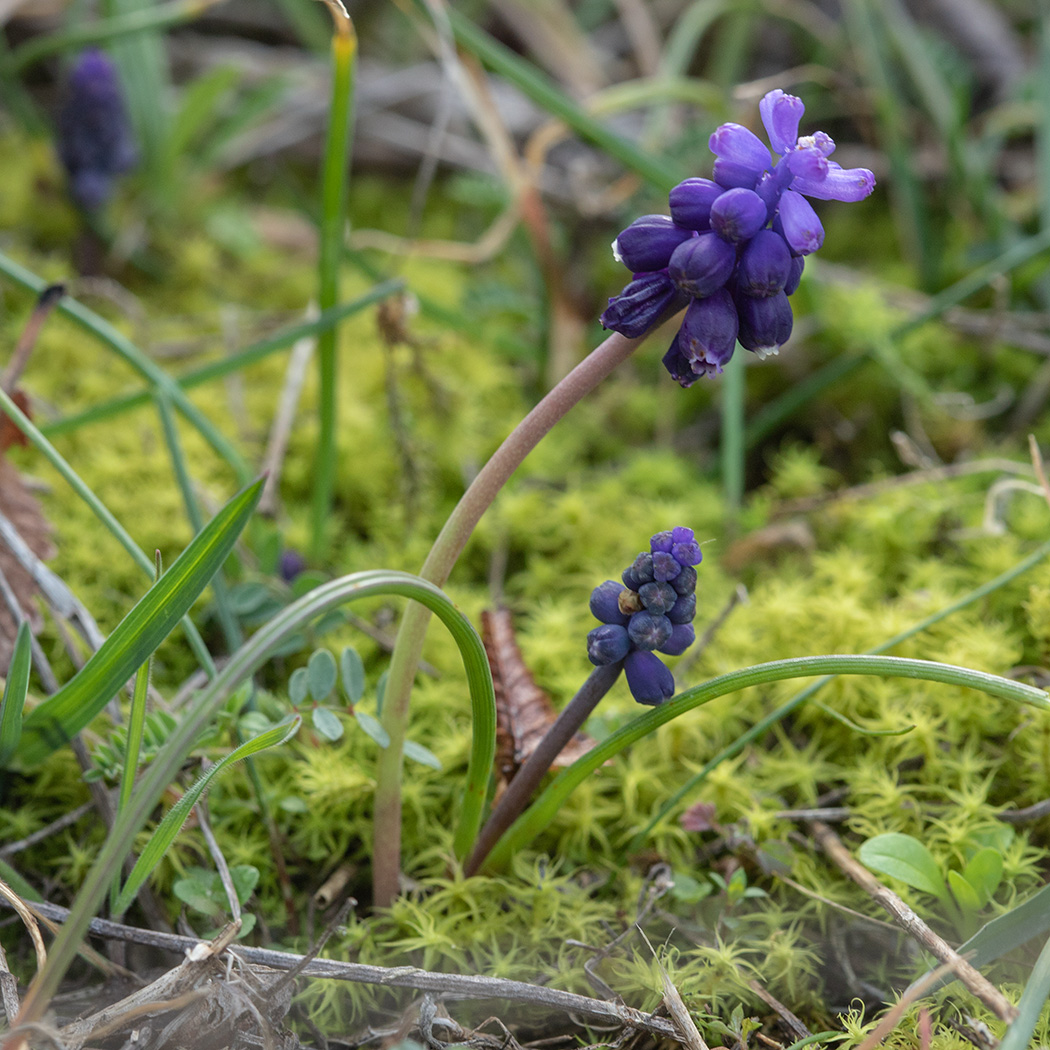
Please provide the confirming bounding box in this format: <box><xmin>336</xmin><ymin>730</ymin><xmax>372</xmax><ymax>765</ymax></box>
<box><xmin>998</xmin><ymin>932</ymin><xmax>1050</xmax><ymax>1050</ymax></box>
<box><xmin>0</xmin><ymin>621</ymin><xmax>31</xmax><ymax>765</ymax></box>
<box><xmin>18</xmin><ymin>479</ymin><xmax>263</xmax><ymax>765</ymax></box>
<box><xmin>113</xmin><ymin>714</ymin><xmax>301</xmax><ymax>914</ymax></box>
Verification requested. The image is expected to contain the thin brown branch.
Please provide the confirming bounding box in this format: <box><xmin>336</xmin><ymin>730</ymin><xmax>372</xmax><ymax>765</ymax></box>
<box><xmin>14</xmin><ymin>900</ymin><xmax>683</xmax><ymax>1042</ymax></box>
<box><xmin>810</xmin><ymin>820</ymin><xmax>1017</xmax><ymax>1023</ymax></box>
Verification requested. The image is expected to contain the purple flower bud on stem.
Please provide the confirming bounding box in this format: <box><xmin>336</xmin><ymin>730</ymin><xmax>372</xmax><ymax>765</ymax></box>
<box><xmin>668</xmin><ymin>593</ymin><xmax>697</xmax><ymax>625</ymax></box>
<box><xmin>600</xmin><ymin>271</ymin><xmax>686</xmax><ymax>338</ymax></box>
<box><xmin>709</xmin><ymin>123</ymin><xmax>771</xmax><ymax>181</ymax></box>
<box><xmin>671</xmin><ymin>565</ymin><xmax>697</xmax><ymax>596</ymax></box>
<box><xmin>776</xmin><ymin>190</ymin><xmax>825</xmax><ymax>255</ymax></box>
<box><xmin>613</xmin><ymin>214</ymin><xmax>696</xmax><ymax>272</ymax></box>
<box><xmin>624</xmin><ymin>651</ymin><xmax>675</xmax><ymax>705</ymax></box>
<box><xmin>639</xmin><ymin>581</ymin><xmax>678</xmax><ymax>615</ymax></box>
<box><xmin>669</xmin><ymin>177</ymin><xmax>723</xmax><ymax>231</ymax></box>
<box><xmin>587</xmin><ymin>624</ymin><xmax>631</xmax><ymax>665</ymax></box>
<box><xmin>736</xmin><ymin>290</ymin><xmax>794</xmax><ymax>357</ymax></box>
<box><xmin>652</xmin><ymin>551</ymin><xmax>682</xmax><ymax>582</ymax></box>
<box><xmin>736</xmin><ymin>230</ymin><xmax>792</xmax><ymax>297</ymax></box>
<box><xmin>667</xmin><ymin>290</ymin><xmax>738</xmax><ymax>382</ymax></box>
<box><xmin>711</xmin><ymin>188</ymin><xmax>768</xmax><ymax>243</ymax></box>
<box><xmin>589</xmin><ymin>580</ymin><xmax>630</xmax><ymax>625</ymax></box>
<box><xmin>628</xmin><ymin>611</ymin><xmax>673</xmax><ymax>650</ymax></box>
<box><xmin>658</xmin><ymin>623</ymin><xmax>696</xmax><ymax>656</ymax></box>
<box><xmin>668</xmin><ymin>233</ymin><xmax>736</xmax><ymax>298</ymax></box>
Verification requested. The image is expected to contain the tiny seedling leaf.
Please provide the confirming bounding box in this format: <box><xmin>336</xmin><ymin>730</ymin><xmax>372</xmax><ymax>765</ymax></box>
<box><xmin>961</xmin><ymin>847</ymin><xmax>1003</xmax><ymax>907</ymax></box>
<box><xmin>113</xmin><ymin>714</ymin><xmax>300</xmax><ymax>914</ymax></box>
<box><xmin>312</xmin><ymin>705</ymin><xmax>344</xmax><ymax>741</ymax></box>
<box><xmin>308</xmin><ymin>648</ymin><xmax>337</xmax><ymax>702</ymax></box>
<box><xmin>858</xmin><ymin>833</ymin><xmax>950</xmax><ymax>905</ymax></box>
<box><xmin>340</xmin><ymin>646</ymin><xmax>365</xmax><ymax>704</ymax></box>
<box><xmin>0</xmin><ymin>621</ymin><xmax>31</xmax><ymax>765</ymax></box>
<box><xmin>289</xmin><ymin>667</ymin><xmax>309</xmax><ymax>707</ymax></box>
<box><xmin>403</xmin><ymin>738</ymin><xmax>442</xmax><ymax>770</ymax></box>
<box><xmin>947</xmin><ymin>869</ymin><xmax>981</xmax><ymax>916</ymax></box>
<box><xmin>354</xmin><ymin>710</ymin><xmax>389</xmax><ymax>748</ymax></box>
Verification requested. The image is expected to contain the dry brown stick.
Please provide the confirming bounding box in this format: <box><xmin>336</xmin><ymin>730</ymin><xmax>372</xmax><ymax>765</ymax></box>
<box><xmin>810</xmin><ymin>820</ymin><xmax>1018</xmax><ymax>1023</ymax></box>
<box><xmin>14</xmin><ymin>900</ymin><xmax>684</xmax><ymax>1042</ymax></box>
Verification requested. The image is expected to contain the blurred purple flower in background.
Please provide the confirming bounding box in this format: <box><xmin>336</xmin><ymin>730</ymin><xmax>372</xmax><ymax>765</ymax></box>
<box><xmin>601</xmin><ymin>89</ymin><xmax>875</xmax><ymax>385</ymax></box>
<box><xmin>57</xmin><ymin>49</ymin><xmax>137</xmax><ymax>212</ymax></box>
<box><xmin>587</xmin><ymin>527</ymin><xmax>702</xmax><ymax>705</ymax></box>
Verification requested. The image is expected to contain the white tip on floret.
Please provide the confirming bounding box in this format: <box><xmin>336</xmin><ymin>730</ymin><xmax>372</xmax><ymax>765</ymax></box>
<box><xmin>611</xmin><ymin>238</ymin><xmax>623</xmax><ymax>264</ymax></box>
<box><xmin>752</xmin><ymin>345</ymin><xmax>781</xmax><ymax>360</ymax></box>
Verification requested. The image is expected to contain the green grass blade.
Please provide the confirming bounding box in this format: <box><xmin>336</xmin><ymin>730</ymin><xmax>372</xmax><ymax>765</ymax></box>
<box><xmin>629</xmin><ymin>536</ymin><xmax>1050</xmax><ymax>851</ymax></box>
<box><xmin>311</xmin><ymin>17</ymin><xmax>358</xmax><ymax>559</ymax></box>
<box><xmin>415</xmin><ymin>0</ymin><xmax>684</xmax><ymax>193</ymax></box>
<box><xmin>0</xmin><ymin>387</ymin><xmax>218</xmax><ymax>678</ymax></box>
<box><xmin>0</xmin><ymin>252</ymin><xmax>249</xmax><ymax>480</ymax></box>
<box><xmin>0</xmin><ymin>621</ymin><xmax>32</xmax><ymax>765</ymax></box>
<box><xmin>41</xmin><ymin>281</ymin><xmax>403</xmax><ymax>437</ymax></box>
<box><xmin>998</xmin><ymin>932</ymin><xmax>1050</xmax><ymax>1050</ymax></box>
<box><xmin>113</xmin><ymin>713</ymin><xmax>301</xmax><ymax>914</ymax></box>
<box><xmin>486</xmin><ymin>655</ymin><xmax>1048</xmax><ymax>870</ymax></box>
<box><xmin>912</xmin><ymin>880</ymin><xmax>1050</xmax><ymax>997</ymax></box>
<box><xmin>18</xmin><ymin>479</ymin><xmax>263</xmax><ymax>765</ymax></box>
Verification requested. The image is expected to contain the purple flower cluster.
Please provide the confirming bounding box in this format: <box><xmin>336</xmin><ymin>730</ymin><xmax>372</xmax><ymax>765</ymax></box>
<box><xmin>57</xmin><ymin>49</ymin><xmax>137</xmax><ymax>212</ymax></box>
<box><xmin>600</xmin><ymin>90</ymin><xmax>875</xmax><ymax>386</ymax></box>
<box><xmin>586</xmin><ymin>527</ymin><xmax>702</xmax><ymax>705</ymax></box>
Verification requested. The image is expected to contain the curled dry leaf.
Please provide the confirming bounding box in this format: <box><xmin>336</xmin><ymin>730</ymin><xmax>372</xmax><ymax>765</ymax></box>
<box><xmin>481</xmin><ymin>607</ymin><xmax>596</xmax><ymax>788</ymax></box>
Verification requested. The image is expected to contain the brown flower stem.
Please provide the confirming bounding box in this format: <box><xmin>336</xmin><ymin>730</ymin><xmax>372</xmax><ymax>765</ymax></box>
<box><xmin>372</xmin><ymin>330</ymin><xmax>644</xmax><ymax>907</ymax></box>
<box><xmin>464</xmin><ymin>660</ymin><xmax>623</xmax><ymax>877</ymax></box>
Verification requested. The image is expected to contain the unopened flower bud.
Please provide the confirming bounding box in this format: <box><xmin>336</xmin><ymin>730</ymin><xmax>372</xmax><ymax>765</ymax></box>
<box><xmin>668</xmin><ymin>593</ymin><xmax>697</xmax><ymax>625</ymax></box>
<box><xmin>624</xmin><ymin>650</ymin><xmax>675</xmax><ymax>705</ymax></box>
<box><xmin>612</xmin><ymin>215</ymin><xmax>695</xmax><ymax>272</ymax></box>
<box><xmin>587</xmin><ymin>624</ymin><xmax>631</xmax><ymax>665</ymax></box>
<box><xmin>668</xmin><ymin>233</ymin><xmax>736</xmax><ymax>299</ymax></box>
<box><xmin>736</xmin><ymin>230</ymin><xmax>792</xmax><ymax>297</ymax></box>
<box><xmin>589</xmin><ymin>580</ymin><xmax>630</xmax><ymax>625</ymax></box>
<box><xmin>736</xmin><ymin>290</ymin><xmax>794</xmax><ymax>357</ymax></box>
<box><xmin>711</xmin><ymin>188</ymin><xmax>768</xmax><ymax>244</ymax></box>
<box><xmin>639</xmin><ymin>581</ymin><xmax>677</xmax><ymax>615</ymax></box>
<box><xmin>669</xmin><ymin>177</ymin><xmax>722</xmax><ymax>231</ymax></box>
<box><xmin>600</xmin><ymin>271</ymin><xmax>686</xmax><ymax>338</ymax></box>
<box><xmin>658</xmin><ymin>623</ymin><xmax>696</xmax><ymax>656</ymax></box>
<box><xmin>628</xmin><ymin>611</ymin><xmax>673</xmax><ymax>650</ymax></box>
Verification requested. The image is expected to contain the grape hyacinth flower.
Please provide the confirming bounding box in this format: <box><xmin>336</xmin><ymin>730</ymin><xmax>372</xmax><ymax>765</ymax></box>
<box><xmin>601</xmin><ymin>89</ymin><xmax>875</xmax><ymax>385</ymax></box>
<box><xmin>587</xmin><ymin>527</ymin><xmax>702</xmax><ymax>705</ymax></box>
<box><xmin>57</xmin><ymin>49</ymin><xmax>137</xmax><ymax>212</ymax></box>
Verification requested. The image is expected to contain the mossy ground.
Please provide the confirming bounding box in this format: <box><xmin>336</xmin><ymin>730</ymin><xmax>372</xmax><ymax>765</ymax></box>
<box><xmin>2</xmin><ymin>124</ymin><xmax>1050</xmax><ymax>1045</ymax></box>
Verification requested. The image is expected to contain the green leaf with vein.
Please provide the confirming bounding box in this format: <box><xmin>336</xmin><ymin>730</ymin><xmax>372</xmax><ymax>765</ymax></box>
<box><xmin>114</xmin><ymin>714</ymin><xmax>300</xmax><ymax>914</ymax></box>
<box><xmin>858</xmin><ymin>832</ymin><xmax>951</xmax><ymax>906</ymax></box>
<box><xmin>18</xmin><ymin>479</ymin><xmax>263</xmax><ymax>766</ymax></box>
<box><xmin>0</xmin><ymin>621</ymin><xmax>31</xmax><ymax>765</ymax></box>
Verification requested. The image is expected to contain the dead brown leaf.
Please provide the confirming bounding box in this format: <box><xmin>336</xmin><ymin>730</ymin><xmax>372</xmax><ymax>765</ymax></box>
<box><xmin>482</xmin><ymin>607</ymin><xmax>595</xmax><ymax>787</ymax></box>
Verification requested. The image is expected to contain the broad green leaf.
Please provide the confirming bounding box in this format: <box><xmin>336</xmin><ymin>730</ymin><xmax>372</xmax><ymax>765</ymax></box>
<box><xmin>230</xmin><ymin>864</ymin><xmax>259</xmax><ymax>904</ymax></box>
<box><xmin>19</xmin><ymin>480</ymin><xmax>264</xmax><ymax>766</ymax></box>
<box><xmin>113</xmin><ymin>714</ymin><xmax>300</xmax><ymax>914</ymax></box>
<box><xmin>307</xmin><ymin>648</ymin><xmax>337</xmax><ymax>702</ymax></box>
<box><xmin>288</xmin><ymin>667</ymin><xmax>309</xmax><ymax>706</ymax></box>
<box><xmin>858</xmin><ymin>833</ymin><xmax>950</xmax><ymax>905</ymax></box>
<box><xmin>0</xmin><ymin>622</ymin><xmax>31</xmax><ymax>765</ymax></box>
<box><xmin>962</xmin><ymin>847</ymin><xmax>1003</xmax><ymax>907</ymax></box>
<box><xmin>947</xmin><ymin>869</ymin><xmax>981</xmax><ymax>915</ymax></box>
<box><xmin>311</xmin><ymin>706</ymin><xmax>344</xmax><ymax>741</ymax></box>
<box><xmin>403</xmin><ymin>739</ymin><xmax>441</xmax><ymax>770</ymax></box>
<box><xmin>354</xmin><ymin>710</ymin><xmax>389</xmax><ymax>748</ymax></box>
<box><xmin>340</xmin><ymin>646</ymin><xmax>365</xmax><ymax>704</ymax></box>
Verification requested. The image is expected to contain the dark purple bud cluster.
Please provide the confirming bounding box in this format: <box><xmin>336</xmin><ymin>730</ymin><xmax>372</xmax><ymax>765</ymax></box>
<box><xmin>600</xmin><ymin>89</ymin><xmax>875</xmax><ymax>386</ymax></box>
<box><xmin>586</xmin><ymin>527</ymin><xmax>702</xmax><ymax>705</ymax></box>
<box><xmin>57</xmin><ymin>49</ymin><xmax>137</xmax><ymax>212</ymax></box>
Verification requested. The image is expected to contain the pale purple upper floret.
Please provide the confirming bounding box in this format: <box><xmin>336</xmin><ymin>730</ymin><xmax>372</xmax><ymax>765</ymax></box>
<box><xmin>601</xmin><ymin>89</ymin><xmax>875</xmax><ymax>385</ymax></box>
<box><xmin>587</xmin><ymin>527</ymin><xmax>702</xmax><ymax>705</ymax></box>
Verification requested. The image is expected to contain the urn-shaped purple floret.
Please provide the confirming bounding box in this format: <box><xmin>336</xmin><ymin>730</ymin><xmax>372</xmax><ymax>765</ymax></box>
<box><xmin>735</xmin><ymin>291</ymin><xmax>794</xmax><ymax>357</ymax></box>
<box><xmin>624</xmin><ymin>651</ymin><xmax>676</xmax><ymax>705</ymax></box>
<box><xmin>601</xmin><ymin>272</ymin><xmax>686</xmax><ymax>339</ymax></box>
<box><xmin>668</xmin><ymin>233</ymin><xmax>736</xmax><ymax>299</ymax></box>
<box><xmin>669</xmin><ymin>177</ymin><xmax>723</xmax><ymax>231</ymax></box>
<box><xmin>613</xmin><ymin>215</ymin><xmax>696</xmax><ymax>272</ymax></box>
<box><xmin>710</xmin><ymin>188</ymin><xmax>768</xmax><ymax>244</ymax></box>
<box><xmin>736</xmin><ymin>230</ymin><xmax>792</xmax><ymax>297</ymax></box>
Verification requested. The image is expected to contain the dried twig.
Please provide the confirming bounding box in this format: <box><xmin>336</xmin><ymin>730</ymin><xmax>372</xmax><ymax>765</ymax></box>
<box><xmin>810</xmin><ymin>820</ymin><xmax>1018</xmax><ymax>1023</ymax></box>
<box><xmin>13</xmin><ymin>900</ymin><xmax>684</xmax><ymax>1042</ymax></box>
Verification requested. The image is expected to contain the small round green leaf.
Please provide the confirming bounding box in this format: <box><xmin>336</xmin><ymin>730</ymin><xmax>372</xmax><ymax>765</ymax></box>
<box><xmin>341</xmin><ymin>646</ymin><xmax>365</xmax><ymax>704</ymax></box>
<box><xmin>403</xmin><ymin>739</ymin><xmax>442</xmax><ymax>770</ymax></box>
<box><xmin>312</xmin><ymin>705</ymin><xmax>344</xmax><ymax>741</ymax></box>
<box><xmin>354</xmin><ymin>710</ymin><xmax>389</xmax><ymax>748</ymax></box>
<box><xmin>289</xmin><ymin>667</ymin><xmax>309</xmax><ymax>707</ymax></box>
<box><xmin>308</xmin><ymin>648</ymin><xmax>338</xmax><ymax>702</ymax></box>
<box><xmin>858</xmin><ymin>832</ymin><xmax>949</xmax><ymax>905</ymax></box>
